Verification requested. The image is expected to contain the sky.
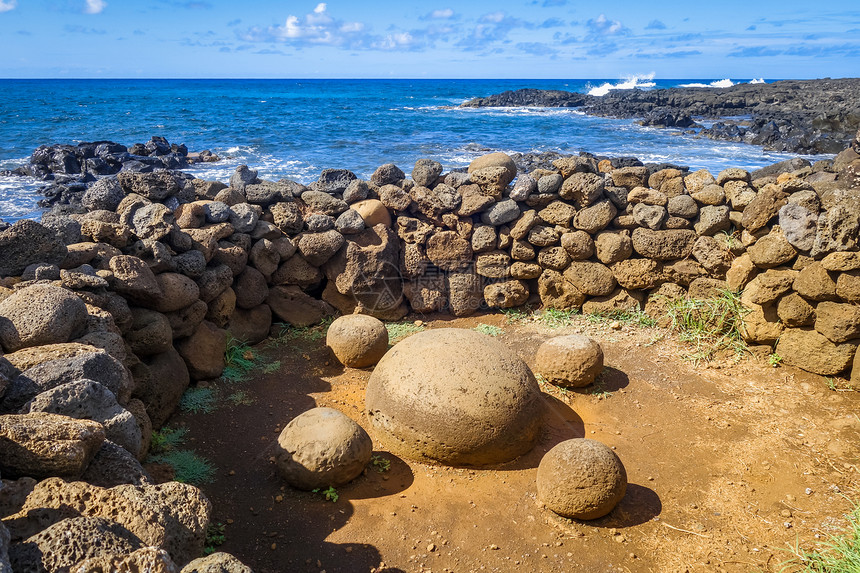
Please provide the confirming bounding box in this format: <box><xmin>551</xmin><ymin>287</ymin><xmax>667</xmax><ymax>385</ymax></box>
<box><xmin>0</xmin><ymin>1</ymin><xmax>858</xmax><ymax>78</ymax></box>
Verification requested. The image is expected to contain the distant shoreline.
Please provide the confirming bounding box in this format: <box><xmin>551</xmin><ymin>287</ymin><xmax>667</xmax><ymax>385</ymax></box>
<box><xmin>461</xmin><ymin>78</ymin><xmax>860</xmax><ymax>156</ymax></box>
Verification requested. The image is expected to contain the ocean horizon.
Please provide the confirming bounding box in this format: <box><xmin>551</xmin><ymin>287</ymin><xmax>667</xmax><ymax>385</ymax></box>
<box><xmin>0</xmin><ymin>76</ymin><xmax>824</xmax><ymax>220</ymax></box>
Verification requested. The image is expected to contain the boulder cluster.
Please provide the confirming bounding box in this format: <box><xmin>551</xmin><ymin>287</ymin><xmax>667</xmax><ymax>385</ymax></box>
<box><xmin>1</xmin><ymin>127</ymin><xmax>860</xmax><ymax>567</ymax></box>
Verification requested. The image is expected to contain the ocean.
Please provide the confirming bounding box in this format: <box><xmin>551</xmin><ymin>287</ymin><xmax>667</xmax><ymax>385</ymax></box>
<box><xmin>0</xmin><ymin>76</ymin><xmax>823</xmax><ymax>221</ymax></box>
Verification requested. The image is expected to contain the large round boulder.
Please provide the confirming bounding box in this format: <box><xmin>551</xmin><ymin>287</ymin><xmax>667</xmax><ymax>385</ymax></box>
<box><xmin>326</xmin><ymin>314</ymin><xmax>389</xmax><ymax>368</ymax></box>
<box><xmin>537</xmin><ymin>438</ymin><xmax>627</xmax><ymax>520</ymax></box>
<box><xmin>0</xmin><ymin>284</ymin><xmax>88</xmax><ymax>353</ymax></box>
<box><xmin>365</xmin><ymin>328</ymin><xmax>544</xmax><ymax>466</ymax></box>
<box><xmin>275</xmin><ymin>407</ymin><xmax>372</xmax><ymax>490</ymax></box>
<box><xmin>534</xmin><ymin>335</ymin><xmax>604</xmax><ymax>388</ymax></box>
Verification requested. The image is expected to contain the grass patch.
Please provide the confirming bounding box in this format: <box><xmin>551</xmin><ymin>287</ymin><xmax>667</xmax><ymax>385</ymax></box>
<box><xmin>261</xmin><ymin>360</ymin><xmax>281</xmax><ymax>374</ymax></box>
<box><xmin>386</xmin><ymin>321</ymin><xmax>425</xmax><ymax>343</ymax></box>
<box><xmin>781</xmin><ymin>504</ymin><xmax>860</xmax><ymax>572</ymax></box>
<box><xmin>150</xmin><ymin>449</ymin><xmax>216</xmax><ymax>485</ymax></box>
<box><xmin>222</xmin><ymin>336</ymin><xmax>258</xmax><ymax>382</ymax></box>
<box><xmin>474</xmin><ymin>323</ymin><xmax>504</xmax><ymax>337</ymax></box>
<box><xmin>664</xmin><ymin>290</ymin><xmax>749</xmax><ymax>363</ymax></box>
<box><xmin>179</xmin><ymin>387</ymin><xmax>217</xmax><ymax>414</ymax></box>
<box><xmin>268</xmin><ymin>318</ymin><xmax>333</xmax><ymax>347</ymax></box>
<box><xmin>583</xmin><ymin>308</ymin><xmax>657</xmax><ymax>328</ymax></box>
<box><xmin>150</xmin><ymin>427</ymin><xmax>188</xmax><ymax>455</ymax></box>
<box><xmin>501</xmin><ymin>306</ymin><xmax>532</xmax><ymax>324</ymax></box>
<box><xmin>537</xmin><ymin>307</ymin><xmax>577</xmax><ymax>328</ymax></box>
<box><xmin>227</xmin><ymin>390</ymin><xmax>255</xmax><ymax>406</ymax></box>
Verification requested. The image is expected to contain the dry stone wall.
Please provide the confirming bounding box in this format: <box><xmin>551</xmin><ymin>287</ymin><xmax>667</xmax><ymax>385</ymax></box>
<box><xmin>0</xmin><ymin>132</ymin><xmax>859</xmax><ymax>438</ymax></box>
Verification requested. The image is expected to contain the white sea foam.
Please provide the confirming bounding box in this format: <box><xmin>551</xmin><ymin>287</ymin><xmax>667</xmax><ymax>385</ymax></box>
<box><xmin>586</xmin><ymin>73</ymin><xmax>656</xmax><ymax>96</ymax></box>
<box><xmin>749</xmin><ymin>78</ymin><xmax>766</xmax><ymax>84</ymax></box>
<box><xmin>678</xmin><ymin>79</ymin><xmax>735</xmax><ymax>88</ymax></box>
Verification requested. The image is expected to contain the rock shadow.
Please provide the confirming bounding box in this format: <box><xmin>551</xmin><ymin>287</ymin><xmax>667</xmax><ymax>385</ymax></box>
<box><xmin>578</xmin><ymin>484</ymin><xmax>662</xmax><ymax>528</ymax></box>
<box><xmin>571</xmin><ymin>365</ymin><xmax>629</xmax><ymax>395</ymax></box>
<box><xmin>485</xmin><ymin>394</ymin><xmax>585</xmax><ymax>472</ymax></box>
<box><xmin>340</xmin><ymin>451</ymin><xmax>414</xmax><ymax>500</ymax></box>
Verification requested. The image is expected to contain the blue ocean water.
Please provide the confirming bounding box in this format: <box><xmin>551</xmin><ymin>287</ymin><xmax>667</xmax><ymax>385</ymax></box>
<box><xmin>0</xmin><ymin>77</ymin><xmax>820</xmax><ymax>220</ymax></box>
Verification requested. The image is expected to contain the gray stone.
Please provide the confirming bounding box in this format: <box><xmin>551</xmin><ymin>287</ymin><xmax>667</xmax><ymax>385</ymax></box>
<box><xmin>335</xmin><ymin>209</ymin><xmax>365</xmax><ymax>235</ymax></box>
<box><xmin>632</xmin><ymin>203</ymin><xmax>668</xmax><ymax>230</ymax></box>
<box><xmin>481</xmin><ymin>199</ymin><xmax>521</xmax><ymax>226</ymax></box>
<box><xmin>82</xmin><ymin>176</ymin><xmax>125</xmax><ymax>211</ymax></box>
<box><xmin>412</xmin><ymin>159</ymin><xmax>443</xmax><ymax>187</ymax></box>
<box><xmin>694</xmin><ymin>205</ymin><xmax>731</xmax><ymax>236</ymax></box>
<box><xmin>227</xmin><ymin>203</ymin><xmax>260</xmax><ymax>234</ymax></box>
<box><xmin>304</xmin><ymin>213</ymin><xmax>335</xmax><ymax>232</ymax></box>
<box><xmin>23</xmin><ymin>380</ymin><xmax>141</xmax><ymax>457</ymax></box>
<box><xmin>779</xmin><ymin>203</ymin><xmax>818</xmax><ymax>252</ymax></box>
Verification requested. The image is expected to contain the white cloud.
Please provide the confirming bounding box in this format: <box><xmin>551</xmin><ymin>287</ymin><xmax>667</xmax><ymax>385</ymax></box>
<box><xmin>85</xmin><ymin>0</ymin><xmax>107</xmax><ymax>14</ymax></box>
<box><xmin>430</xmin><ymin>9</ymin><xmax>454</xmax><ymax>19</ymax></box>
<box><xmin>313</xmin><ymin>3</ymin><xmax>326</xmax><ymax>14</ymax></box>
<box><xmin>587</xmin><ymin>14</ymin><xmax>626</xmax><ymax>36</ymax></box>
<box><xmin>0</xmin><ymin>0</ymin><xmax>17</xmax><ymax>13</ymax></box>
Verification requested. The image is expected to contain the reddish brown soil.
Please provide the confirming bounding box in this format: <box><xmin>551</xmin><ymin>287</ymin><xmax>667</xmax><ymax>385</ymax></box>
<box><xmin>169</xmin><ymin>312</ymin><xmax>860</xmax><ymax>573</ymax></box>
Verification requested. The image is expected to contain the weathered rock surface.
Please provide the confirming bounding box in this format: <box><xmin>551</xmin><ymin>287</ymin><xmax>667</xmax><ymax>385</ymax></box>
<box><xmin>275</xmin><ymin>407</ymin><xmax>373</xmax><ymax>490</ymax></box>
<box><xmin>365</xmin><ymin>328</ymin><xmax>543</xmax><ymax>466</ymax></box>
<box><xmin>537</xmin><ymin>439</ymin><xmax>627</xmax><ymax>520</ymax></box>
<box><xmin>534</xmin><ymin>335</ymin><xmax>604</xmax><ymax>388</ymax></box>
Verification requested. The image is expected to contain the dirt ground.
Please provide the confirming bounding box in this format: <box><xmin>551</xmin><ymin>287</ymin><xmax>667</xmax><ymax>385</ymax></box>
<box><xmin>167</xmin><ymin>311</ymin><xmax>860</xmax><ymax>573</ymax></box>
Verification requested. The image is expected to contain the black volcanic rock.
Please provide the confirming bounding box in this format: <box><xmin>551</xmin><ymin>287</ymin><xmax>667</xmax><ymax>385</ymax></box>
<box><xmin>461</xmin><ymin>78</ymin><xmax>860</xmax><ymax>155</ymax></box>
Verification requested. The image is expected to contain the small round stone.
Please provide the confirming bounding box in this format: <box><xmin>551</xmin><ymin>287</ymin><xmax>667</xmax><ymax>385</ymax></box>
<box><xmin>534</xmin><ymin>334</ymin><xmax>604</xmax><ymax>388</ymax></box>
<box><xmin>326</xmin><ymin>314</ymin><xmax>389</xmax><ymax>368</ymax></box>
<box><xmin>537</xmin><ymin>438</ymin><xmax>627</xmax><ymax>520</ymax></box>
<box><xmin>275</xmin><ymin>407</ymin><xmax>373</xmax><ymax>490</ymax></box>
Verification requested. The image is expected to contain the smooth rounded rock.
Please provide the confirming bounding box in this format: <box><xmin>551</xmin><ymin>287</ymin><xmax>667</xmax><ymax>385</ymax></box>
<box><xmin>366</xmin><ymin>328</ymin><xmax>544</xmax><ymax>466</ymax></box>
<box><xmin>275</xmin><ymin>407</ymin><xmax>372</xmax><ymax>490</ymax></box>
<box><xmin>534</xmin><ymin>335</ymin><xmax>604</xmax><ymax>388</ymax></box>
<box><xmin>0</xmin><ymin>285</ymin><xmax>88</xmax><ymax>353</ymax></box>
<box><xmin>537</xmin><ymin>438</ymin><xmax>627</xmax><ymax>520</ymax></box>
<box><xmin>325</xmin><ymin>314</ymin><xmax>389</xmax><ymax>368</ymax></box>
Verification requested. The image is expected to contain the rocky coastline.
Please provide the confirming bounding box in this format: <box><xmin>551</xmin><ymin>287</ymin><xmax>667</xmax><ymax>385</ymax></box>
<box><xmin>1</xmin><ymin>127</ymin><xmax>860</xmax><ymax>571</ymax></box>
<box><xmin>461</xmin><ymin>78</ymin><xmax>860</xmax><ymax>155</ymax></box>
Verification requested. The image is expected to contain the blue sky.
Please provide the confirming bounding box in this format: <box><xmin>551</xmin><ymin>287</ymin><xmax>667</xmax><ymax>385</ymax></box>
<box><xmin>0</xmin><ymin>1</ymin><xmax>858</xmax><ymax>78</ymax></box>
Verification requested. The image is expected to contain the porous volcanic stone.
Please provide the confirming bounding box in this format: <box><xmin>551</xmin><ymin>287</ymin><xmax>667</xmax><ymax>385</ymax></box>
<box><xmin>180</xmin><ymin>553</ymin><xmax>253</xmax><ymax>573</ymax></box>
<box><xmin>325</xmin><ymin>314</ymin><xmax>389</xmax><ymax>368</ymax></box>
<box><xmin>365</xmin><ymin>328</ymin><xmax>544</xmax><ymax>466</ymax></box>
<box><xmin>776</xmin><ymin>328</ymin><xmax>857</xmax><ymax>376</ymax></box>
<box><xmin>534</xmin><ymin>335</ymin><xmax>604</xmax><ymax>388</ymax></box>
<box><xmin>537</xmin><ymin>439</ymin><xmax>627</xmax><ymax>520</ymax></box>
<box><xmin>0</xmin><ymin>412</ymin><xmax>104</xmax><ymax>479</ymax></box>
<box><xmin>275</xmin><ymin>407</ymin><xmax>372</xmax><ymax>490</ymax></box>
<box><xmin>0</xmin><ymin>284</ymin><xmax>88</xmax><ymax>352</ymax></box>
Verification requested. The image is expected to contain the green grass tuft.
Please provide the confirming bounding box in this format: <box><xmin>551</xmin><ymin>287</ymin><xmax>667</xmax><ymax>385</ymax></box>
<box><xmin>501</xmin><ymin>306</ymin><xmax>532</xmax><ymax>324</ymax></box>
<box><xmin>781</xmin><ymin>505</ymin><xmax>860</xmax><ymax>572</ymax></box>
<box><xmin>179</xmin><ymin>387</ymin><xmax>217</xmax><ymax>414</ymax></box>
<box><xmin>222</xmin><ymin>336</ymin><xmax>257</xmax><ymax>382</ymax></box>
<box><xmin>537</xmin><ymin>307</ymin><xmax>577</xmax><ymax>328</ymax></box>
<box><xmin>371</xmin><ymin>454</ymin><xmax>391</xmax><ymax>473</ymax></box>
<box><xmin>268</xmin><ymin>318</ymin><xmax>334</xmax><ymax>347</ymax></box>
<box><xmin>150</xmin><ymin>449</ymin><xmax>216</xmax><ymax>485</ymax></box>
<box><xmin>312</xmin><ymin>486</ymin><xmax>339</xmax><ymax>502</ymax></box>
<box><xmin>150</xmin><ymin>427</ymin><xmax>188</xmax><ymax>455</ymax></box>
<box><xmin>386</xmin><ymin>321</ymin><xmax>425</xmax><ymax>343</ymax></box>
<box><xmin>664</xmin><ymin>290</ymin><xmax>749</xmax><ymax>363</ymax></box>
<box><xmin>474</xmin><ymin>323</ymin><xmax>504</xmax><ymax>337</ymax></box>
<box><xmin>261</xmin><ymin>360</ymin><xmax>282</xmax><ymax>374</ymax></box>
<box><xmin>227</xmin><ymin>390</ymin><xmax>255</xmax><ymax>406</ymax></box>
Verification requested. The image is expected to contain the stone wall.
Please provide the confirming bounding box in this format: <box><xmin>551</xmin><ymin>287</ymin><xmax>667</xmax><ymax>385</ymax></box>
<box><xmin>1</xmin><ymin>131</ymin><xmax>860</xmax><ymax>440</ymax></box>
